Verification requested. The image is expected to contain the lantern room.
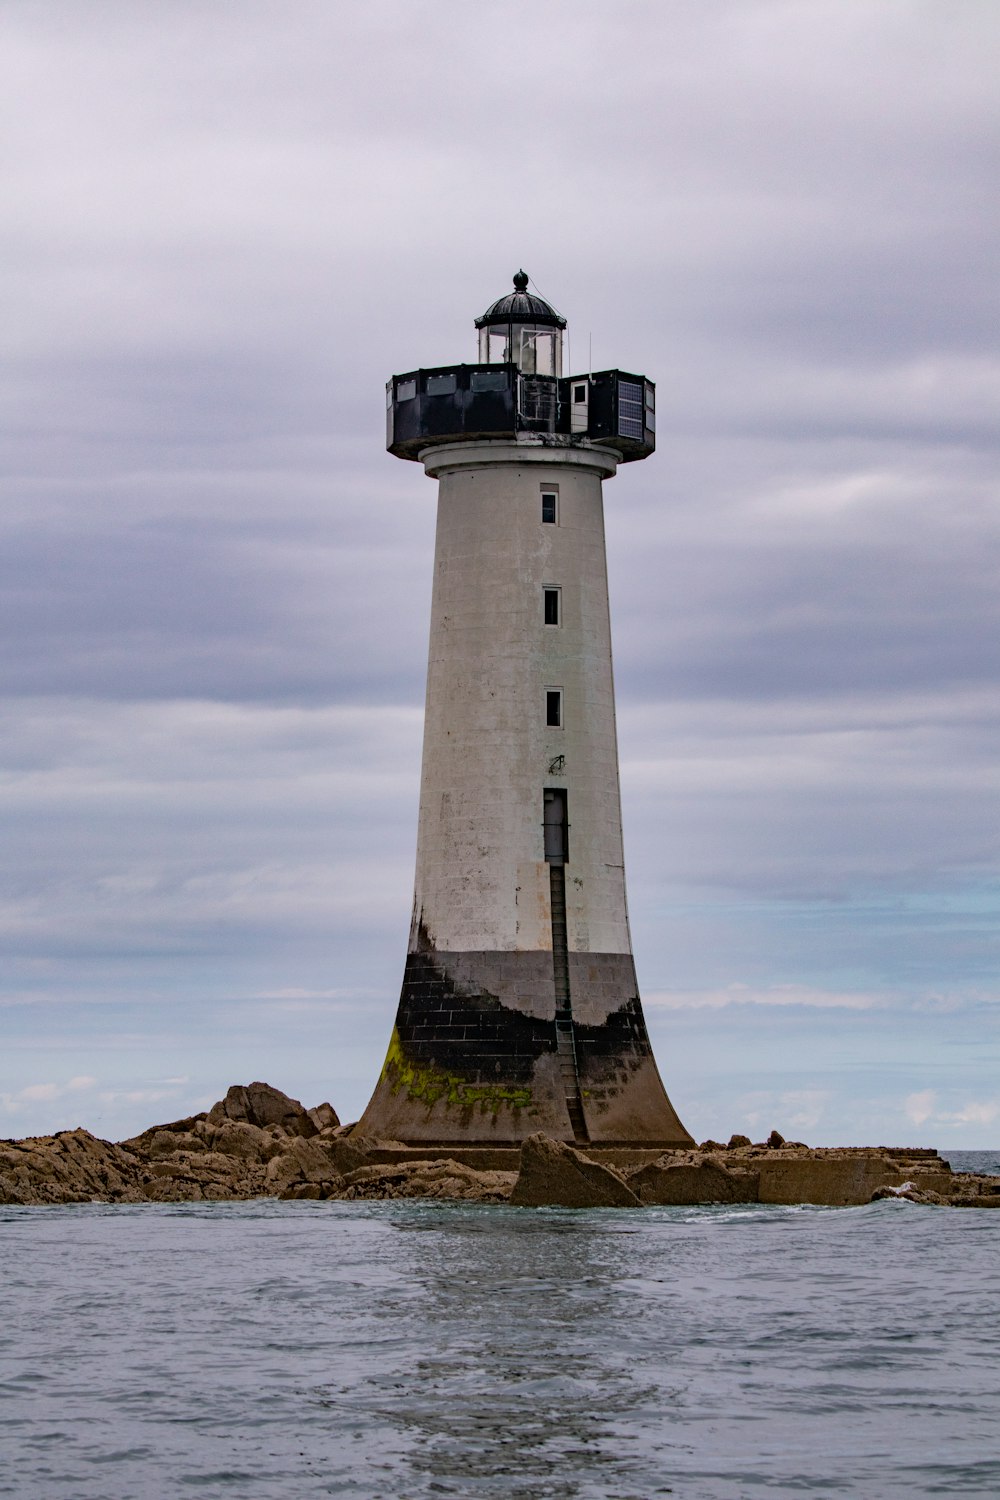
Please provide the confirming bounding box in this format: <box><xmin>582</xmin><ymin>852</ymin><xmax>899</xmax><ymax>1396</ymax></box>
<box><xmin>475</xmin><ymin>269</ymin><xmax>566</xmax><ymax>378</ymax></box>
<box><xmin>385</xmin><ymin>271</ymin><xmax>655</xmax><ymax>465</ymax></box>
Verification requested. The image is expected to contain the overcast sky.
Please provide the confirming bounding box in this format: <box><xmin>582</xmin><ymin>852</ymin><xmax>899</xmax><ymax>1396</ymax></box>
<box><xmin>2</xmin><ymin>0</ymin><xmax>998</xmax><ymax>1147</ymax></box>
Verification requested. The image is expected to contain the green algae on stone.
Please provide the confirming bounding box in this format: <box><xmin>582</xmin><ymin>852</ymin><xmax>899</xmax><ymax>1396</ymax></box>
<box><xmin>381</xmin><ymin>1028</ymin><xmax>533</xmax><ymax>1113</ymax></box>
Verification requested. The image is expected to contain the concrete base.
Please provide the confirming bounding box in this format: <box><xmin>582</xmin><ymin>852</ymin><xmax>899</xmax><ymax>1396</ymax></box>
<box><xmin>356</xmin><ymin>944</ymin><xmax>692</xmax><ymax>1147</ymax></box>
<box><xmin>358</xmin><ymin>1144</ymin><xmax>681</xmax><ymax>1171</ymax></box>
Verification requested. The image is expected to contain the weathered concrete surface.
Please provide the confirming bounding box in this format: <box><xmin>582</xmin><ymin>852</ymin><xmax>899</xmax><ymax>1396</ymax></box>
<box><xmin>630</xmin><ymin>1154</ymin><xmax>758</xmax><ymax>1205</ymax></box>
<box><xmin>622</xmin><ymin>1141</ymin><xmax>978</xmax><ymax>1209</ymax></box>
<box><xmin>656</xmin><ymin>1143</ymin><xmax>956</xmax><ymax>1207</ymax></box>
<box><xmin>2</xmin><ymin>1094</ymin><xmax>997</xmax><ymax>1209</ymax></box>
<box><xmin>756</xmin><ymin>1153</ymin><xmax>902</xmax><ymax>1206</ymax></box>
<box><xmin>509</xmin><ymin>1133</ymin><xmax>640</xmax><ymax>1208</ymax></box>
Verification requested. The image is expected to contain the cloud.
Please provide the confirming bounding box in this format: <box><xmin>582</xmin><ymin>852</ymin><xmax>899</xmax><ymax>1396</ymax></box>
<box><xmin>905</xmin><ymin>1090</ymin><xmax>938</xmax><ymax>1127</ymax></box>
<box><xmin>904</xmin><ymin>1090</ymin><xmax>1000</xmax><ymax>1132</ymax></box>
<box><xmin>97</xmin><ymin>1088</ymin><xmax>187</xmax><ymax>1109</ymax></box>
<box><xmin>942</xmin><ymin>1100</ymin><xmax>1000</xmax><ymax>1129</ymax></box>
<box><xmin>646</xmin><ymin>985</ymin><xmax>883</xmax><ymax>1011</ymax></box>
<box><xmin>735</xmin><ymin>1090</ymin><xmax>834</xmax><ymax>1134</ymax></box>
<box><xmin>1</xmin><ymin>1073</ymin><xmax>98</xmax><ymax>1113</ymax></box>
<box><xmin>16</xmin><ymin>1083</ymin><xmax>60</xmax><ymax>1104</ymax></box>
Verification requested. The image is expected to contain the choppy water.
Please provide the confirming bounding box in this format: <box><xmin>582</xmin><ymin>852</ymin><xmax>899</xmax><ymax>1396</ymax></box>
<box><xmin>2</xmin><ymin>1156</ymin><xmax>999</xmax><ymax>1499</ymax></box>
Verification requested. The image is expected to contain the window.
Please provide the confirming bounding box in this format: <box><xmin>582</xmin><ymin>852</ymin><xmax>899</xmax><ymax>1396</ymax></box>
<box><xmin>426</xmin><ymin>372</ymin><xmax>456</xmax><ymax>396</ymax></box>
<box><xmin>541</xmin><ymin>491</ymin><xmax>557</xmax><ymax>524</ymax></box>
<box><xmin>546</xmin><ymin>689</ymin><xmax>563</xmax><ymax>728</ymax></box>
<box><xmin>543</xmin><ymin>587</ymin><xmax>560</xmax><ymax>626</ymax></box>
<box><xmin>574</xmin><ymin>384</ymin><xmax>587</xmax><ymax>403</ymax></box>
<box><xmin>396</xmin><ymin>378</ymin><xmax>416</xmax><ymax>402</ymax></box>
<box><xmin>487</xmin><ymin>328</ymin><xmax>510</xmax><ymax>364</ymax></box>
<box><xmin>470</xmin><ymin>369</ymin><xmax>507</xmax><ymax>393</ymax></box>
<box><xmin>516</xmin><ymin>327</ymin><xmax>555</xmax><ymax>377</ymax></box>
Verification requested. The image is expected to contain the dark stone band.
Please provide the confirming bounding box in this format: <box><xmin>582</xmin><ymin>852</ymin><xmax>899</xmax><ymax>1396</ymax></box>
<box><xmin>357</xmin><ymin>945</ymin><xmax>691</xmax><ymax>1146</ymax></box>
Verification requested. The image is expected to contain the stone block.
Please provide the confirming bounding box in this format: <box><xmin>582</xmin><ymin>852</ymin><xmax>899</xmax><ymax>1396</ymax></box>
<box><xmin>758</xmin><ymin>1155</ymin><xmax>900</xmax><ymax>1206</ymax></box>
<box><xmin>509</xmin><ymin>1133</ymin><xmax>640</xmax><ymax>1208</ymax></box>
<box><xmin>630</xmin><ymin>1156</ymin><xmax>758</xmax><ymax>1205</ymax></box>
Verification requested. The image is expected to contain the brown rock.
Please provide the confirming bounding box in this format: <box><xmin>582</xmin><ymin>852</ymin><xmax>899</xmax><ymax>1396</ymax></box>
<box><xmin>203</xmin><ymin>1119</ymin><xmax>278</xmax><ymax>1162</ymax></box>
<box><xmin>336</xmin><ymin>1159</ymin><xmax>514</xmax><ymax>1202</ymax></box>
<box><xmin>281</xmin><ymin>1181</ymin><xmax>330</xmax><ymax>1200</ymax></box>
<box><xmin>0</xmin><ymin>1129</ymin><xmax>145</xmax><ymax>1205</ymax></box>
<box><xmin>727</xmin><ymin>1134</ymin><xmax>752</xmax><ymax>1149</ymax></box>
<box><xmin>207</xmin><ymin>1082</ymin><xmax>315</xmax><ymax>1137</ymax></box>
<box><xmin>0</xmin><ymin>1173</ymin><xmax>27</xmax><ymax>1205</ymax></box>
<box><xmin>262</xmin><ymin>1132</ymin><xmax>376</xmax><ymax>1190</ymax></box>
<box><xmin>265</xmin><ymin>1136</ymin><xmax>336</xmax><ymax>1189</ymax></box>
<box><xmin>325</xmin><ymin>1136</ymin><xmax>375</xmax><ymax>1175</ymax></box>
<box><xmin>509</xmin><ymin>1134</ymin><xmax>641</xmax><ymax>1208</ymax></box>
<box><xmin>767</xmin><ymin>1130</ymin><xmax>786</xmax><ymax>1149</ymax></box>
<box><xmin>1</xmin><ymin>1084</ymin><xmax>352</xmax><ymax>1204</ymax></box>
<box><xmin>145</xmin><ymin>1129</ymin><xmax>207</xmax><ymax>1159</ymax></box>
<box><xmin>141</xmin><ymin>1175</ymin><xmax>204</xmax><ymax>1202</ymax></box>
<box><xmin>871</xmin><ymin>1183</ymin><xmax>944</xmax><ymax>1205</ymax></box>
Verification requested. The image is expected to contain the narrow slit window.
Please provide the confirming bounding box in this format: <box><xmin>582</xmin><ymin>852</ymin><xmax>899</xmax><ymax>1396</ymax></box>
<box><xmin>541</xmin><ymin>491</ymin><xmax>557</xmax><ymax>524</ymax></box>
<box><xmin>546</xmin><ymin>689</ymin><xmax>563</xmax><ymax>728</ymax></box>
<box><xmin>543</xmin><ymin>587</ymin><xmax>560</xmax><ymax>626</ymax></box>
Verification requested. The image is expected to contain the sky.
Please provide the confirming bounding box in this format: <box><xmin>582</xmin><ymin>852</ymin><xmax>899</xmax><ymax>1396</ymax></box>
<box><xmin>2</xmin><ymin>0</ymin><xmax>998</xmax><ymax>1148</ymax></box>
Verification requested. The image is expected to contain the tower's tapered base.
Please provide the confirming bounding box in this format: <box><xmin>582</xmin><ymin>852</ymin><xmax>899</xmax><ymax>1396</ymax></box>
<box><xmin>356</xmin><ymin>935</ymin><xmax>692</xmax><ymax>1148</ymax></box>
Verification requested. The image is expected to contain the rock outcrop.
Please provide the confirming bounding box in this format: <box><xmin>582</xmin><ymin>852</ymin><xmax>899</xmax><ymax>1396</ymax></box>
<box><xmin>873</xmin><ymin>1175</ymin><xmax>1000</xmax><ymax>1209</ymax></box>
<box><xmin>0</xmin><ymin>1081</ymin><xmax>344</xmax><ymax>1205</ymax></box>
<box><xmin>0</xmin><ymin>1129</ymin><xmax>146</xmax><ymax>1205</ymax></box>
<box><xmin>282</xmin><ymin>1159</ymin><xmax>516</xmax><ymax>1203</ymax></box>
<box><xmin>206</xmin><ymin>1081</ymin><xmax>334</xmax><ymax>1137</ymax></box>
<box><xmin>1</xmin><ymin>1096</ymin><xmax>997</xmax><ymax>1209</ymax></box>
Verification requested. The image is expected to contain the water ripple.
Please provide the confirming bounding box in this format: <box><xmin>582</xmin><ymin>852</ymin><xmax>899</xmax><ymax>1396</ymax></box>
<box><xmin>0</xmin><ymin>1185</ymin><xmax>998</xmax><ymax>1497</ymax></box>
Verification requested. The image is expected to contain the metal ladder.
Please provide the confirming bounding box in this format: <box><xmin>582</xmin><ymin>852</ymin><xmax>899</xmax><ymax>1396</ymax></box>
<box><xmin>549</xmin><ymin>864</ymin><xmax>589</xmax><ymax>1143</ymax></box>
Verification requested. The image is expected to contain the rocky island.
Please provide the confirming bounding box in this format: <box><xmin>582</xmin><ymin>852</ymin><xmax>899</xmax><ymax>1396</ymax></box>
<box><xmin>2</xmin><ymin>1081</ymin><xmax>997</xmax><ymax>1209</ymax></box>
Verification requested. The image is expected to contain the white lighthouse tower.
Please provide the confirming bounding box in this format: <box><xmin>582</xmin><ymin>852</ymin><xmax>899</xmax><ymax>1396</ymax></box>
<box><xmin>358</xmin><ymin>272</ymin><xmax>691</xmax><ymax>1148</ymax></box>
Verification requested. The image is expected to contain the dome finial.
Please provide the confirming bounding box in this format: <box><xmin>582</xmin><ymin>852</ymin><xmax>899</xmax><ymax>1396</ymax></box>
<box><xmin>513</xmin><ymin>269</ymin><xmax>529</xmax><ymax>292</ymax></box>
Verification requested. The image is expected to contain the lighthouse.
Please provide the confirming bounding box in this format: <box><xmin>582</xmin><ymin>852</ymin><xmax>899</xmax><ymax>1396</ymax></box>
<box><xmin>358</xmin><ymin>272</ymin><xmax>691</xmax><ymax>1148</ymax></box>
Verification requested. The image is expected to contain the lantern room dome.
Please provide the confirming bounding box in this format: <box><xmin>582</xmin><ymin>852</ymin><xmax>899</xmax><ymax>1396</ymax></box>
<box><xmin>475</xmin><ymin>270</ymin><xmax>566</xmax><ymax>330</ymax></box>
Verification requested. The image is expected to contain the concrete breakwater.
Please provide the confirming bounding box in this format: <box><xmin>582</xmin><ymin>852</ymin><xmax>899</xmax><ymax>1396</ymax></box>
<box><xmin>2</xmin><ymin>1081</ymin><xmax>998</xmax><ymax>1209</ymax></box>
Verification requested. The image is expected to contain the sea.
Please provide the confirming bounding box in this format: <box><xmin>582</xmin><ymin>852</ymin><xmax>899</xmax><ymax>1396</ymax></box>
<box><xmin>2</xmin><ymin>1151</ymin><xmax>998</xmax><ymax>1500</ymax></box>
